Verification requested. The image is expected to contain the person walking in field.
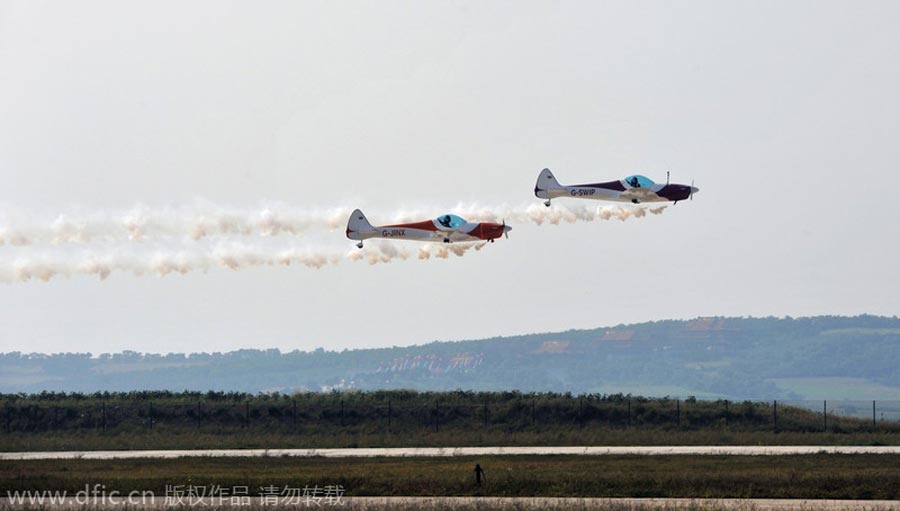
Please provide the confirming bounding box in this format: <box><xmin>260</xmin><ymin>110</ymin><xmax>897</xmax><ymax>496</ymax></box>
<box><xmin>474</xmin><ymin>463</ymin><xmax>486</xmax><ymax>486</ymax></box>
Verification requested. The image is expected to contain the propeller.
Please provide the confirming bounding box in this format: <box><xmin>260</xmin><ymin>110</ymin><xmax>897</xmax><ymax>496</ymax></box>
<box><xmin>690</xmin><ymin>179</ymin><xmax>695</xmax><ymax>201</ymax></box>
<box><xmin>502</xmin><ymin>219</ymin><xmax>508</xmax><ymax>239</ymax></box>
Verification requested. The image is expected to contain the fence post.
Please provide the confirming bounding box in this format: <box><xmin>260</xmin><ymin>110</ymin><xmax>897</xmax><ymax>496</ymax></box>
<box><xmin>873</xmin><ymin>400</ymin><xmax>877</xmax><ymax>429</ymax></box>
<box><xmin>823</xmin><ymin>400</ymin><xmax>827</xmax><ymax>432</ymax></box>
<box><xmin>773</xmin><ymin>400</ymin><xmax>777</xmax><ymax>433</ymax></box>
<box><xmin>101</xmin><ymin>402</ymin><xmax>107</xmax><ymax>433</ymax></box>
<box><xmin>483</xmin><ymin>399</ymin><xmax>488</xmax><ymax>429</ymax></box>
<box><xmin>197</xmin><ymin>401</ymin><xmax>202</xmax><ymax>429</ymax></box>
<box><xmin>627</xmin><ymin>398</ymin><xmax>631</xmax><ymax>427</ymax></box>
<box><xmin>724</xmin><ymin>400</ymin><xmax>729</xmax><ymax>427</ymax></box>
<box><xmin>149</xmin><ymin>402</ymin><xmax>154</xmax><ymax>430</ymax></box>
<box><xmin>387</xmin><ymin>400</ymin><xmax>392</xmax><ymax>433</ymax></box>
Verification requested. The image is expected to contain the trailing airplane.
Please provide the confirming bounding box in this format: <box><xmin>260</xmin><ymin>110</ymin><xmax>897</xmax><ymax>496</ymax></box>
<box><xmin>534</xmin><ymin>168</ymin><xmax>699</xmax><ymax>206</ymax></box>
<box><xmin>346</xmin><ymin>209</ymin><xmax>511</xmax><ymax>249</ymax></box>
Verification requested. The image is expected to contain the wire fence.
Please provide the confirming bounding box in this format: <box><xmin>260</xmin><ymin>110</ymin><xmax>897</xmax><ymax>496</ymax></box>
<box><xmin>2</xmin><ymin>396</ymin><xmax>899</xmax><ymax>435</ymax></box>
<box><xmin>784</xmin><ymin>399</ymin><xmax>900</xmax><ymax>421</ymax></box>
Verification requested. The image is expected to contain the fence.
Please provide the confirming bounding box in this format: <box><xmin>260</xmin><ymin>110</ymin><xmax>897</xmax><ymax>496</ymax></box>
<box><xmin>2</xmin><ymin>395</ymin><xmax>899</xmax><ymax>436</ymax></box>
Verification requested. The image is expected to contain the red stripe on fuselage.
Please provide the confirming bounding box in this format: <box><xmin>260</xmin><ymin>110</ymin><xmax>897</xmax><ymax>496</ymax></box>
<box><xmin>380</xmin><ymin>220</ymin><xmax>505</xmax><ymax>240</ymax></box>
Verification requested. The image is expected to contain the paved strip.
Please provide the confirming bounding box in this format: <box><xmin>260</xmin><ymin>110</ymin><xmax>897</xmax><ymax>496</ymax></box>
<box><xmin>2</xmin><ymin>445</ymin><xmax>900</xmax><ymax>460</ymax></box>
<box><xmin>1</xmin><ymin>497</ymin><xmax>898</xmax><ymax>510</ymax></box>
<box><xmin>352</xmin><ymin>497</ymin><xmax>900</xmax><ymax>510</ymax></box>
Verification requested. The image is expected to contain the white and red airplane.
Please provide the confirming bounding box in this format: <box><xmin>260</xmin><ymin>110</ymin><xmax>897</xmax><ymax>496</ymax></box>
<box><xmin>346</xmin><ymin>209</ymin><xmax>511</xmax><ymax>249</ymax></box>
<box><xmin>535</xmin><ymin>168</ymin><xmax>699</xmax><ymax>206</ymax></box>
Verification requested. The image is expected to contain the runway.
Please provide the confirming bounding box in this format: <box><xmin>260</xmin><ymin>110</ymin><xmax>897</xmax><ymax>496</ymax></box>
<box><xmin>1</xmin><ymin>497</ymin><xmax>898</xmax><ymax>510</ymax></box>
<box><xmin>3</xmin><ymin>445</ymin><xmax>900</xmax><ymax>460</ymax></box>
<box><xmin>354</xmin><ymin>497</ymin><xmax>900</xmax><ymax>510</ymax></box>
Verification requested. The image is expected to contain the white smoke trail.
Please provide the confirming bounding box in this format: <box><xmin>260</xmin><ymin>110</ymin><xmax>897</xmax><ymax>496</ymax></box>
<box><xmin>0</xmin><ymin>203</ymin><xmax>351</xmax><ymax>246</ymax></box>
<box><xmin>417</xmin><ymin>241</ymin><xmax>487</xmax><ymax>260</ymax></box>
<box><xmin>506</xmin><ymin>203</ymin><xmax>667</xmax><ymax>224</ymax></box>
<box><xmin>381</xmin><ymin>202</ymin><xmax>666</xmax><ymax>226</ymax></box>
<box><xmin>1</xmin><ymin>238</ymin><xmax>495</xmax><ymax>282</ymax></box>
<box><xmin>0</xmin><ymin>201</ymin><xmax>664</xmax><ymax>247</ymax></box>
<box><xmin>0</xmin><ymin>243</ymin><xmax>346</xmax><ymax>283</ymax></box>
<box><xmin>0</xmin><ymin>199</ymin><xmax>667</xmax><ymax>283</ymax></box>
<box><xmin>345</xmin><ymin>241</ymin><xmax>488</xmax><ymax>265</ymax></box>
<box><xmin>346</xmin><ymin>241</ymin><xmax>413</xmax><ymax>265</ymax></box>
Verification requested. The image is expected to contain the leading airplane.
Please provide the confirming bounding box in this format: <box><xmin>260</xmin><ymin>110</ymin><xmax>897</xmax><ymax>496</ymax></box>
<box><xmin>535</xmin><ymin>168</ymin><xmax>699</xmax><ymax>206</ymax></box>
<box><xmin>346</xmin><ymin>209</ymin><xmax>511</xmax><ymax>249</ymax></box>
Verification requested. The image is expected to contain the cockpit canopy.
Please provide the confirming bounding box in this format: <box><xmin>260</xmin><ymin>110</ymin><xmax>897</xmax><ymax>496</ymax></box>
<box><xmin>436</xmin><ymin>214</ymin><xmax>467</xmax><ymax>229</ymax></box>
<box><xmin>623</xmin><ymin>175</ymin><xmax>654</xmax><ymax>188</ymax></box>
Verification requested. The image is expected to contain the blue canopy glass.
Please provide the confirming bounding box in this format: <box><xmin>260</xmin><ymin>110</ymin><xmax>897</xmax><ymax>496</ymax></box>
<box><xmin>436</xmin><ymin>214</ymin><xmax>467</xmax><ymax>229</ymax></box>
<box><xmin>624</xmin><ymin>175</ymin><xmax>654</xmax><ymax>188</ymax></box>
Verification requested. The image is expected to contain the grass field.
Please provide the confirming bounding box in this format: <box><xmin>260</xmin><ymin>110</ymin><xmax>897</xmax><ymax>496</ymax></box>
<box><xmin>3</xmin><ymin>392</ymin><xmax>899</xmax><ymax>451</ymax></box>
<box><xmin>2</xmin><ymin>455</ymin><xmax>899</xmax><ymax>499</ymax></box>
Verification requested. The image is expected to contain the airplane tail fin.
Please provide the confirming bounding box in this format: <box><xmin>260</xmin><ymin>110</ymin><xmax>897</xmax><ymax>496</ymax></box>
<box><xmin>346</xmin><ymin>209</ymin><xmax>375</xmax><ymax>240</ymax></box>
<box><xmin>534</xmin><ymin>168</ymin><xmax>562</xmax><ymax>199</ymax></box>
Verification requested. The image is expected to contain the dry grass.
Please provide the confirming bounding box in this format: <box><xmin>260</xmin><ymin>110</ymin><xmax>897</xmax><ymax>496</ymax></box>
<box><xmin>2</xmin><ymin>455</ymin><xmax>899</xmax><ymax>500</ymax></box>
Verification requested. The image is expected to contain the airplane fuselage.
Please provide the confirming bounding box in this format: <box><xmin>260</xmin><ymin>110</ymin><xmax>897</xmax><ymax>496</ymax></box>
<box><xmin>346</xmin><ymin>211</ymin><xmax>510</xmax><ymax>248</ymax></box>
<box><xmin>535</xmin><ymin>169</ymin><xmax>698</xmax><ymax>205</ymax></box>
<box><xmin>544</xmin><ymin>183</ymin><xmax>693</xmax><ymax>203</ymax></box>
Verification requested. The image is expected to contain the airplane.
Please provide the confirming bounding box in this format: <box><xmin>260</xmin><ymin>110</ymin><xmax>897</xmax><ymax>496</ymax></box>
<box><xmin>534</xmin><ymin>168</ymin><xmax>699</xmax><ymax>206</ymax></box>
<box><xmin>346</xmin><ymin>209</ymin><xmax>512</xmax><ymax>249</ymax></box>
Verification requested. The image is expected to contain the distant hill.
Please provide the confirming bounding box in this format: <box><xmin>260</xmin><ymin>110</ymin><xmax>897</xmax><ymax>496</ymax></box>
<box><xmin>2</xmin><ymin>315</ymin><xmax>899</xmax><ymax>400</ymax></box>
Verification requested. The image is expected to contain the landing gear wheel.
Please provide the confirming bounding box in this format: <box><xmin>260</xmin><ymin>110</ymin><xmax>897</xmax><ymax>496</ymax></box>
<box><xmin>631</xmin><ymin>199</ymin><xmax>639</xmax><ymax>204</ymax></box>
<box><xmin>356</xmin><ymin>241</ymin><xmax>364</xmax><ymax>249</ymax></box>
<box><xmin>443</xmin><ymin>238</ymin><xmax>450</xmax><ymax>244</ymax></box>
<box><xmin>544</xmin><ymin>200</ymin><xmax>552</xmax><ymax>207</ymax></box>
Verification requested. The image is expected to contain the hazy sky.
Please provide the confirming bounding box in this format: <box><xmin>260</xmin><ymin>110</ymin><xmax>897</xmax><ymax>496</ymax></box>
<box><xmin>1</xmin><ymin>1</ymin><xmax>899</xmax><ymax>355</ymax></box>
